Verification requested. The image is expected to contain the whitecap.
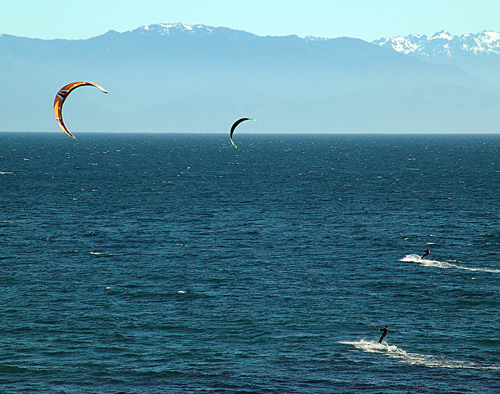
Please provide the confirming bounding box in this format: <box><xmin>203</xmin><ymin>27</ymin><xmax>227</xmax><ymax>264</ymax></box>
<box><xmin>90</xmin><ymin>252</ymin><xmax>115</xmax><ymax>257</ymax></box>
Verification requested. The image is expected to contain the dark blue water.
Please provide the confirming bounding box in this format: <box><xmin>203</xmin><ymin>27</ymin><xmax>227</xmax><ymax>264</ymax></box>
<box><xmin>1</xmin><ymin>133</ymin><xmax>499</xmax><ymax>393</ymax></box>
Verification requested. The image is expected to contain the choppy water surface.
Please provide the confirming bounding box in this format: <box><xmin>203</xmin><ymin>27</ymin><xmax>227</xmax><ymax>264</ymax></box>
<box><xmin>1</xmin><ymin>133</ymin><xmax>499</xmax><ymax>393</ymax></box>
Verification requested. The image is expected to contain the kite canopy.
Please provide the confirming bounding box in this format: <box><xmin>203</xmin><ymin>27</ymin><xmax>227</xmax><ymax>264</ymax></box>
<box><xmin>54</xmin><ymin>81</ymin><xmax>108</xmax><ymax>139</ymax></box>
<box><xmin>229</xmin><ymin>118</ymin><xmax>257</xmax><ymax>149</ymax></box>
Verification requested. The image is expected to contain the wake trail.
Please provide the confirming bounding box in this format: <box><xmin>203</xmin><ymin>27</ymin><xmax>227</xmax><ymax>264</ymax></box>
<box><xmin>400</xmin><ymin>254</ymin><xmax>500</xmax><ymax>273</ymax></box>
<box><xmin>340</xmin><ymin>340</ymin><xmax>499</xmax><ymax>370</ymax></box>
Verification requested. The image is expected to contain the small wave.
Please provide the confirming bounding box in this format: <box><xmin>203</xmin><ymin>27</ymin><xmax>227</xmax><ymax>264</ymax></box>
<box><xmin>340</xmin><ymin>340</ymin><xmax>499</xmax><ymax>370</ymax></box>
<box><xmin>90</xmin><ymin>252</ymin><xmax>115</xmax><ymax>257</ymax></box>
<box><xmin>0</xmin><ymin>364</ymin><xmax>53</xmax><ymax>374</ymax></box>
<box><xmin>0</xmin><ymin>171</ymin><xmax>14</xmax><ymax>175</ymax></box>
<box><xmin>53</xmin><ymin>249</ymin><xmax>79</xmax><ymax>254</ymax></box>
<box><xmin>0</xmin><ymin>364</ymin><xmax>30</xmax><ymax>373</ymax></box>
<box><xmin>400</xmin><ymin>255</ymin><xmax>500</xmax><ymax>273</ymax></box>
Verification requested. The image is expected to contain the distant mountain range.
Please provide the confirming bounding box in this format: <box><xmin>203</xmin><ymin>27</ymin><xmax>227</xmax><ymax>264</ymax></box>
<box><xmin>1</xmin><ymin>23</ymin><xmax>500</xmax><ymax>134</ymax></box>
<box><xmin>373</xmin><ymin>31</ymin><xmax>500</xmax><ymax>86</ymax></box>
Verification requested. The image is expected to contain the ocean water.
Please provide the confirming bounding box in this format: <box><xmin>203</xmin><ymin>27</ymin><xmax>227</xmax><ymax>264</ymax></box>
<box><xmin>0</xmin><ymin>132</ymin><xmax>499</xmax><ymax>393</ymax></box>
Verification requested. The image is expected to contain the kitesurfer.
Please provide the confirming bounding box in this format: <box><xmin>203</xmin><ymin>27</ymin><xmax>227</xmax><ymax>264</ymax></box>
<box><xmin>378</xmin><ymin>325</ymin><xmax>388</xmax><ymax>343</ymax></box>
<box><xmin>421</xmin><ymin>248</ymin><xmax>430</xmax><ymax>259</ymax></box>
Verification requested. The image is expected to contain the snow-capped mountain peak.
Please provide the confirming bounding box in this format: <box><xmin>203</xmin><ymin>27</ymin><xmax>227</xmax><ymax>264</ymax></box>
<box><xmin>129</xmin><ymin>23</ymin><xmax>214</xmax><ymax>37</ymax></box>
<box><xmin>429</xmin><ymin>30</ymin><xmax>454</xmax><ymax>40</ymax></box>
<box><xmin>373</xmin><ymin>30</ymin><xmax>500</xmax><ymax>58</ymax></box>
<box><xmin>122</xmin><ymin>23</ymin><xmax>262</xmax><ymax>42</ymax></box>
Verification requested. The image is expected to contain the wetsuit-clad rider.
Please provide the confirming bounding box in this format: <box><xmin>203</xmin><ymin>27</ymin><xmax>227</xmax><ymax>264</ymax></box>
<box><xmin>421</xmin><ymin>248</ymin><xmax>430</xmax><ymax>259</ymax></box>
<box><xmin>378</xmin><ymin>325</ymin><xmax>388</xmax><ymax>343</ymax></box>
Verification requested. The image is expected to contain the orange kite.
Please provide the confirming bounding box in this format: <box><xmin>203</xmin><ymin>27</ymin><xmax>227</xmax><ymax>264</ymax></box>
<box><xmin>54</xmin><ymin>81</ymin><xmax>108</xmax><ymax>138</ymax></box>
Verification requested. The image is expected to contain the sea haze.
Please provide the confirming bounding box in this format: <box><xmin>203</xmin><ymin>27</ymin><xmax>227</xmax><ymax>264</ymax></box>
<box><xmin>1</xmin><ymin>133</ymin><xmax>499</xmax><ymax>393</ymax></box>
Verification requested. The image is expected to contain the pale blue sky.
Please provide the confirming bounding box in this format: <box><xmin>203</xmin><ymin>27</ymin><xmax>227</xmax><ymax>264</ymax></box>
<box><xmin>1</xmin><ymin>0</ymin><xmax>500</xmax><ymax>41</ymax></box>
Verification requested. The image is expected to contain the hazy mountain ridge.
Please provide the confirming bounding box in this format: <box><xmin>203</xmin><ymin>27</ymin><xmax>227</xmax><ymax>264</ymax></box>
<box><xmin>1</xmin><ymin>23</ymin><xmax>500</xmax><ymax>134</ymax></box>
<box><xmin>373</xmin><ymin>30</ymin><xmax>500</xmax><ymax>57</ymax></box>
